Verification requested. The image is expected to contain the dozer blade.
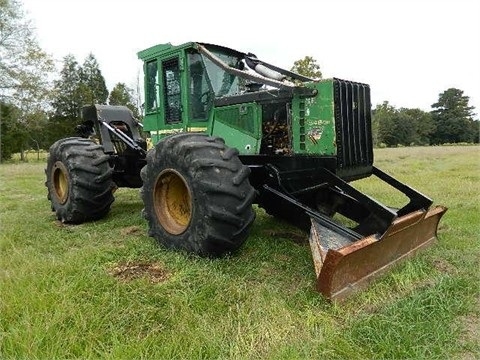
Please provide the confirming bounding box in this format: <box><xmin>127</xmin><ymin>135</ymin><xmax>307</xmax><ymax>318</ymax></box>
<box><xmin>309</xmin><ymin>206</ymin><xmax>447</xmax><ymax>302</ymax></box>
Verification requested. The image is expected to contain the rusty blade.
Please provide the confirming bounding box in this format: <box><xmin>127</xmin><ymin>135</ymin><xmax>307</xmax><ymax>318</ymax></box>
<box><xmin>309</xmin><ymin>206</ymin><xmax>447</xmax><ymax>302</ymax></box>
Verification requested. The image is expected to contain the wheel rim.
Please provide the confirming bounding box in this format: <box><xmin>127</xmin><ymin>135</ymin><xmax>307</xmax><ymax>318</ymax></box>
<box><xmin>154</xmin><ymin>169</ymin><xmax>192</xmax><ymax>235</ymax></box>
<box><xmin>52</xmin><ymin>161</ymin><xmax>69</xmax><ymax>204</ymax></box>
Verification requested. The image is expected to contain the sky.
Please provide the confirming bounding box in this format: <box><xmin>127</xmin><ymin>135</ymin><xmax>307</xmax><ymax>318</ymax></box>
<box><xmin>21</xmin><ymin>0</ymin><xmax>480</xmax><ymax>116</ymax></box>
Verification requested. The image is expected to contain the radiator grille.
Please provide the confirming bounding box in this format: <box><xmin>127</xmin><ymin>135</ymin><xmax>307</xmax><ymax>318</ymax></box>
<box><xmin>334</xmin><ymin>78</ymin><xmax>373</xmax><ymax>169</ymax></box>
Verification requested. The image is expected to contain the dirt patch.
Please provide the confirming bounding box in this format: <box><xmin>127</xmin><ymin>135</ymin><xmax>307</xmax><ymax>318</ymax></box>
<box><xmin>109</xmin><ymin>261</ymin><xmax>171</xmax><ymax>283</ymax></box>
<box><xmin>120</xmin><ymin>226</ymin><xmax>144</xmax><ymax>236</ymax></box>
<box><xmin>460</xmin><ymin>314</ymin><xmax>479</xmax><ymax>341</ymax></box>
<box><xmin>53</xmin><ymin>220</ymin><xmax>65</xmax><ymax>227</ymax></box>
<box><xmin>457</xmin><ymin>296</ymin><xmax>480</xmax><ymax>359</ymax></box>
<box><xmin>53</xmin><ymin>220</ymin><xmax>76</xmax><ymax>228</ymax></box>
<box><xmin>432</xmin><ymin>258</ymin><xmax>457</xmax><ymax>274</ymax></box>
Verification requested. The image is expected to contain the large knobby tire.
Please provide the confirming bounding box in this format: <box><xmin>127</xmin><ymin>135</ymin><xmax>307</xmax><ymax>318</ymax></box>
<box><xmin>141</xmin><ymin>133</ymin><xmax>256</xmax><ymax>257</ymax></box>
<box><xmin>45</xmin><ymin>137</ymin><xmax>115</xmax><ymax>223</ymax></box>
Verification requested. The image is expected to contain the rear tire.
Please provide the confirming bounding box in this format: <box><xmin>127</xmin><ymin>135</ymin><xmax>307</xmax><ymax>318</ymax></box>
<box><xmin>141</xmin><ymin>133</ymin><xmax>256</xmax><ymax>257</ymax></box>
<box><xmin>45</xmin><ymin>137</ymin><xmax>115</xmax><ymax>223</ymax></box>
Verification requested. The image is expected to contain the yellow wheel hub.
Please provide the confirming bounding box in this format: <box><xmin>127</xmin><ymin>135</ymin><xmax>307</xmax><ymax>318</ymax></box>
<box><xmin>154</xmin><ymin>169</ymin><xmax>192</xmax><ymax>235</ymax></box>
<box><xmin>52</xmin><ymin>161</ymin><xmax>69</xmax><ymax>204</ymax></box>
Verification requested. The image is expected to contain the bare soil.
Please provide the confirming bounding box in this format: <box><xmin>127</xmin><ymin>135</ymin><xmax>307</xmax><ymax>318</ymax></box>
<box><xmin>109</xmin><ymin>261</ymin><xmax>171</xmax><ymax>284</ymax></box>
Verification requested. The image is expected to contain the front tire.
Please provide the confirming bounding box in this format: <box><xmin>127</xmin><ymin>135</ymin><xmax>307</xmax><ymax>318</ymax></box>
<box><xmin>141</xmin><ymin>133</ymin><xmax>256</xmax><ymax>257</ymax></box>
<box><xmin>45</xmin><ymin>137</ymin><xmax>115</xmax><ymax>223</ymax></box>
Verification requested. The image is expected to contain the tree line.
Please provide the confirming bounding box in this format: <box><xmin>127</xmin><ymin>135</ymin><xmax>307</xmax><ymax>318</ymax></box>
<box><xmin>1</xmin><ymin>0</ymin><xmax>478</xmax><ymax>161</ymax></box>
<box><xmin>0</xmin><ymin>0</ymin><xmax>139</xmax><ymax>161</ymax></box>
<box><xmin>46</xmin><ymin>54</ymin><xmax>139</xmax><ymax>151</ymax></box>
<box><xmin>372</xmin><ymin>88</ymin><xmax>478</xmax><ymax>147</ymax></box>
<box><xmin>1</xmin><ymin>52</ymin><xmax>139</xmax><ymax>161</ymax></box>
<box><xmin>293</xmin><ymin>57</ymin><xmax>479</xmax><ymax>147</ymax></box>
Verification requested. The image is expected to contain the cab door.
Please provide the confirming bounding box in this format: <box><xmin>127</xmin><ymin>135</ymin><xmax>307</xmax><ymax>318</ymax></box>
<box><xmin>143</xmin><ymin>55</ymin><xmax>186</xmax><ymax>143</ymax></box>
<box><xmin>159</xmin><ymin>57</ymin><xmax>183</xmax><ymax>133</ymax></box>
<box><xmin>186</xmin><ymin>50</ymin><xmax>212</xmax><ymax>134</ymax></box>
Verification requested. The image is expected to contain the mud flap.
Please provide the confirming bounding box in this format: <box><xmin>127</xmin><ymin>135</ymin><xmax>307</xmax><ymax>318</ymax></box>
<box><xmin>309</xmin><ymin>206</ymin><xmax>447</xmax><ymax>301</ymax></box>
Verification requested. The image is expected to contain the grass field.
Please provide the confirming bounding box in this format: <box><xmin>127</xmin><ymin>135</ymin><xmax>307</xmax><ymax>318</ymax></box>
<box><xmin>1</xmin><ymin>146</ymin><xmax>479</xmax><ymax>359</ymax></box>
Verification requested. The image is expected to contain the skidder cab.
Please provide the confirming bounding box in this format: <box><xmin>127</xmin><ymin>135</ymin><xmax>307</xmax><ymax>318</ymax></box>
<box><xmin>46</xmin><ymin>41</ymin><xmax>447</xmax><ymax>301</ymax></box>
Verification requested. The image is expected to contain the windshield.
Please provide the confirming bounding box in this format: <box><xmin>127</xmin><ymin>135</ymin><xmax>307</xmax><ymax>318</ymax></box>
<box><xmin>201</xmin><ymin>46</ymin><xmax>245</xmax><ymax>97</ymax></box>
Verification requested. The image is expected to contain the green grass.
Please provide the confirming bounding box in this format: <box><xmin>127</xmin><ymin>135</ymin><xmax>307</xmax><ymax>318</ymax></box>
<box><xmin>1</xmin><ymin>146</ymin><xmax>479</xmax><ymax>359</ymax></box>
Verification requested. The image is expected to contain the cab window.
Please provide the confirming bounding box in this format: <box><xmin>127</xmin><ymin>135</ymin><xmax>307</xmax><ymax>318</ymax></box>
<box><xmin>162</xmin><ymin>58</ymin><xmax>181</xmax><ymax>124</ymax></box>
<box><xmin>201</xmin><ymin>47</ymin><xmax>244</xmax><ymax>97</ymax></box>
<box><xmin>145</xmin><ymin>60</ymin><xmax>158</xmax><ymax>112</ymax></box>
<box><xmin>188</xmin><ymin>52</ymin><xmax>210</xmax><ymax>121</ymax></box>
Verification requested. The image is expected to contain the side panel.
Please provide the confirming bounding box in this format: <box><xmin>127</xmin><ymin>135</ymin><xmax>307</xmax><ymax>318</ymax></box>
<box><xmin>291</xmin><ymin>80</ymin><xmax>336</xmax><ymax>155</ymax></box>
<box><xmin>212</xmin><ymin>103</ymin><xmax>261</xmax><ymax>155</ymax></box>
<box><xmin>212</xmin><ymin>122</ymin><xmax>258</xmax><ymax>155</ymax></box>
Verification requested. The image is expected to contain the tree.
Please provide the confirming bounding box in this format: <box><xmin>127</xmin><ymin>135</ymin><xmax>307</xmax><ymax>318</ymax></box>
<box><xmin>79</xmin><ymin>53</ymin><xmax>108</xmax><ymax>106</ymax></box>
<box><xmin>49</xmin><ymin>53</ymin><xmax>109</xmax><ymax>144</ymax></box>
<box><xmin>0</xmin><ymin>0</ymin><xmax>53</xmax><ymax>107</ymax></box>
<box><xmin>290</xmin><ymin>56</ymin><xmax>322</xmax><ymax>79</ymax></box>
<box><xmin>373</xmin><ymin>102</ymin><xmax>435</xmax><ymax>147</ymax></box>
<box><xmin>52</xmin><ymin>53</ymin><xmax>108</xmax><ymax>120</ymax></box>
<box><xmin>430</xmin><ymin>88</ymin><xmax>476</xmax><ymax>144</ymax></box>
<box><xmin>51</xmin><ymin>55</ymin><xmax>83</xmax><ymax>119</ymax></box>
<box><xmin>0</xmin><ymin>0</ymin><xmax>54</xmax><ymax>160</ymax></box>
<box><xmin>1</xmin><ymin>102</ymin><xmax>21</xmax><ymax>160</ymax></box>
<box><xmin>108</xmin><ymin>82</ymin><xmax>140</xmax><ymax>118</ymax></box>
<box><xmin>400</xmin><ymin>108</ymin><xmax>435</xmax><ymax>145</ymax></box>
<box><xmin>0</xmin><ymin>0</ymin><xmax>54</xmax><ymax>161</ymax></box>
<box><xmin>47</xmin><ymin>55</ymin><xmax>84</xmax><ymax>145</ymax></box>
<box><xmin>373</xmin><ymin>101</ymin><xmax>397</xmax><ymax>146</ymax></box>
